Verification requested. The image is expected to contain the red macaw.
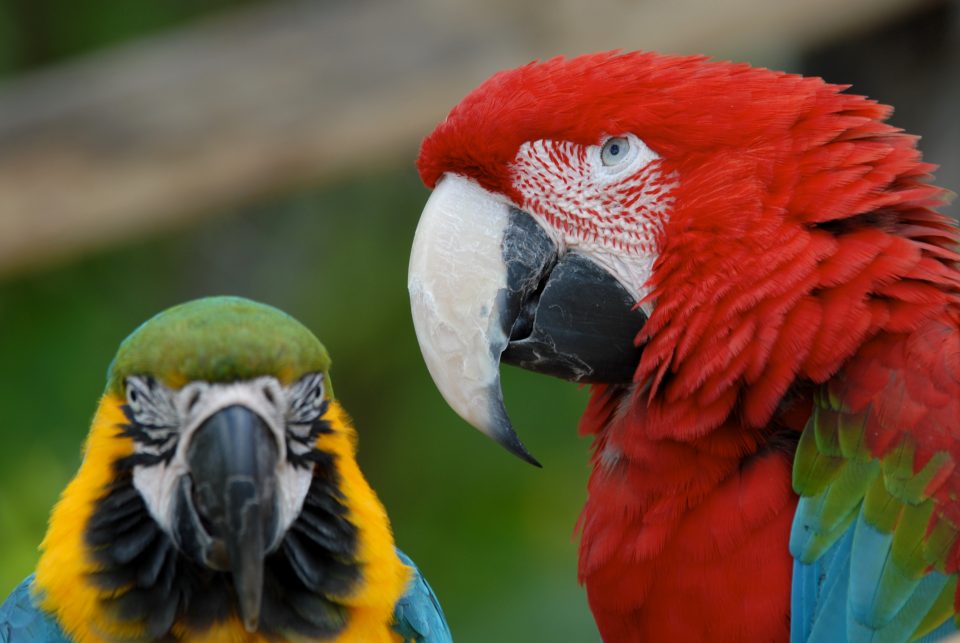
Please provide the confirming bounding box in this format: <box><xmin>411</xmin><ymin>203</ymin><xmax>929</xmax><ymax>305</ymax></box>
<box><xmin>406</xmin><ymin>51</ymin><xmax>960</xmax><ymax>641</ymax></box>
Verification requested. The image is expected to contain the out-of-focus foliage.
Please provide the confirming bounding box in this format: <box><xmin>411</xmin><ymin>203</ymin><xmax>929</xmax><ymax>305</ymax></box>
<box><xmin>0</xmin><ymin>169</ymin><xmax>599</xmax><ymax>641</ymax></box>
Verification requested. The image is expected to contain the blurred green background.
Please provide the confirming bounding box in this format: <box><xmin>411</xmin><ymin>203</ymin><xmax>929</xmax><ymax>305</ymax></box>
<box><xmin>0</xmin><ymin>0</ymin><xmax>956</xmax><ymax>641</ymax></box>
<box><xmin>0</xmin><ymin>3</ymin><xmax>597</xmax><ymax>639</ymax></box>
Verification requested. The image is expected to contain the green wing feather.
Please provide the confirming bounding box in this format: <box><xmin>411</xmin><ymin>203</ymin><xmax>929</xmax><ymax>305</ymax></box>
<box><xmin>791</xmin><ymin>313</ymin><xmax>960</xmax><ymax>641</ymax></box>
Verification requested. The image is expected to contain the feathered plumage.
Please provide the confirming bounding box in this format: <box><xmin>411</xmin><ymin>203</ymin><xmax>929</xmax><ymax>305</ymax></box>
<box><xmin>409</xmin><ymin>51</ymin><xmax>960</xmax><ymax>641</ymax></box>
<box><xmin>2</xmin><ymin>297</ymin><xmax>451</xmax><ymax>642</ymax></box>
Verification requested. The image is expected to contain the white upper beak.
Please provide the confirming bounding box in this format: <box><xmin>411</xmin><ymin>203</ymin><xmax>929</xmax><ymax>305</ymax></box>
<box><xmin>408</xmin><ymin>174</ymin><xmax>541</xmax><ymax>464</ymax></box>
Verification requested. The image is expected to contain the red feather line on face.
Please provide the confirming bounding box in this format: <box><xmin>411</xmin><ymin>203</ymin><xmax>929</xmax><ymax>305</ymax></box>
<box><xmin>511</xmin><ymin>139</ymin><xmax>673</xmax><ymax>256</ymax></box>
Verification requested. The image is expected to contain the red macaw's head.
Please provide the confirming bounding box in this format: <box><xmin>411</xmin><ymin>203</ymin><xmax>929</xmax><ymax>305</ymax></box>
<box><xmin>408</xmin><ymin>51</ymin><xmax>951</xmax><ymax>463</ymax></box>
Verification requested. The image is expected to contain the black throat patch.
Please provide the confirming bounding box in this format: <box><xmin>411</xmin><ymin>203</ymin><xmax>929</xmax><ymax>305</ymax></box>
<box><xmin>85</xmin><ymin>412</ymin><xmax>362</xmax><ymax>641</ymax></box>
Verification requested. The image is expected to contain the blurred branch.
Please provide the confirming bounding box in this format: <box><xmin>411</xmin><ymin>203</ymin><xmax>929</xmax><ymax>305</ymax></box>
<box><xmin>0</xmin><ymin>0</ymin><xmax>927</xmax><ymax>275</ymax></box>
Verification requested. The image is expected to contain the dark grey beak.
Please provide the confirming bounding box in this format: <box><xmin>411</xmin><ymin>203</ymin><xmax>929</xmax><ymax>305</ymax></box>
<box><xmin>409</xmin><ymin>174</ymin><xmax>646</xmax><ymax>465</ymax></box>
<box><xmin>499</xmin><ymin>211</ymin><xmax>645</xmax><ymax>383</ymax></box>
<box><xmin>173</xmin><ymin>405</ymin><xmax>281</xmax><ymax>632</ymax></box>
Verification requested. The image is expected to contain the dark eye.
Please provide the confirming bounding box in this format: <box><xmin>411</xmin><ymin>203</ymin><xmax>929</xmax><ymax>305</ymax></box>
<box><xmin>601</xmin><ymin>136</ymin><xmax>630</xmax><ymax>166</ymax></box>
<box><xmin>312</xmin><ymin>382</ymin><xmax>325</xmax><ymax>407</ymax></box>
<box><xmin>285</xmin><ymin>374</ymin><xmax>326</xmax><ymax>425</ymax></box>
<box><xmin>186</xmin><ymin>389</ymin><xmax>203</xmax><ymax>412</ymax></box>
<box><xmin>126</xmin><ymin>381</ymin><xmax>142</xmax><ymax>412</ymax></box>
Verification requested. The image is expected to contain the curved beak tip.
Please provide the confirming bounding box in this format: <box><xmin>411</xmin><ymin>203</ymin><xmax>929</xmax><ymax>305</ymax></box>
<box><xmin>505</xmin><ymin>435</ymin><xmax>542</xmax><ymax>468</ymax></box>
<box><xmin>230</xmin><ymin>516</ymin><xmax>266</xmax><ymax>633</ymax></box>
<box><xmin>485</xmin><ymin>400</ymin><xmax>541</xmax><ymax>467</ymax></box>
<box><xmin>410</xmin><ymin>176</ymin><xmax>548</xmax><ymax>467</ymax></box>
<box><xmin>240</xmin><ymin>601</ymin><xmax>261</xmax><ymax>633</ymax></box>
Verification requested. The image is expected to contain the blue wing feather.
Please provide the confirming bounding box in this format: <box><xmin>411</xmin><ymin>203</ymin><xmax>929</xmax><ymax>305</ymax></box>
<box><xmin>791</xmin><ymin>506</ymin><xmax>959</xmax><ymax>642</ymax></box>
<box><xmin>0</xmin><ymin>576</ymin><xmax>69</xmax><ymax>643</ymax></box>
<box><xmin>391</xmin><ymin>549</ymin><xmax>452</xmax><ymax>643</ymax></box>
<box><xmin>792</xmin><ymin>526</ymin><xmax>855</xmax><ymax>643</ymax></box>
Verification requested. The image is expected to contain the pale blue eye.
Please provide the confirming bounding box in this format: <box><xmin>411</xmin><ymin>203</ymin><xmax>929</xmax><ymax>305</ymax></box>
<box><xmin>601</xmin><ymin>137</ymin><xmax>630</xmax><ymax>166</ymax></box>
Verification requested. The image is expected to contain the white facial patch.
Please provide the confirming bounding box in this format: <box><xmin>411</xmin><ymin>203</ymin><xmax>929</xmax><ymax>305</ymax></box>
<box><xmin>128</xmin><ymin>376</ymin><xmax>316</xmax><ymax>538</ymax></box>
<box><xmin>511</xmin><ymin>134</ymin><xmax>678</xmax><ymax>313</ymax></box>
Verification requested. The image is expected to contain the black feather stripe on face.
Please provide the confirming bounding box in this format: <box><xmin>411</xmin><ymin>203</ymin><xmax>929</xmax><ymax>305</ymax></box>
<box><xmin>85</xmin><ymin>415</ymin><xmax>361</xmax><ymax>640</ymax></box>
<box><xmin>115</xmin><ymin>404</ymin><xmax>178</xmax><ymax>470</ymax></box>
<box><xmin>287</xmin><ymin>401</ymin><xmax>336</xmax><ymax>469</ymax></box>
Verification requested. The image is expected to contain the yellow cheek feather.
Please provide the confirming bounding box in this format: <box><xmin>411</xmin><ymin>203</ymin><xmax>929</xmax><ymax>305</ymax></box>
<box><xmin>319</xmin><ymin>401</ymin><xmax>412</xmax><ymax>643</ymax></box>
<box><xmin>33</xmin><ymin>395</ymin><xmax>411</xmax><ymax>643</ymax></box>
<box><xmin>34</xmin><ymin>393</ymin><xmax>143</xmax><ymax>643</ymax></box>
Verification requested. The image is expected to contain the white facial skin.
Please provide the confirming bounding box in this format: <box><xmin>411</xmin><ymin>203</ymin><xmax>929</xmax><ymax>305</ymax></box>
<box><xmin>125</xmin><ymin>374</ymin><xmax>326</xmax><ymax>538</ymax></box>
<box><xmin>512</xmin><ymin>133</ymin><xmax>677</xmax><ymax>314</ymax></box>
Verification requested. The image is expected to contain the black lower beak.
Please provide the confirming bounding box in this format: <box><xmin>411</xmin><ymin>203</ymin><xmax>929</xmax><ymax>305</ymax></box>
<box><xmin>173</xmin><ymin>405</ymin><xmax>280</xmax><ymax>632</ymax></box>
<box><xmin>501</xmin><ymin>213</ymin><xmax>646</xmax><ymax>382</ymax></box>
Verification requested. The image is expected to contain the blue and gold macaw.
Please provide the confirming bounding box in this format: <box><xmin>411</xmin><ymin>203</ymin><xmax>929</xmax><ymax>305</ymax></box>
<box><xmin>0</xmin><ymin>296</ymin><xmax>451</xmax><ymax>643</ymax></box>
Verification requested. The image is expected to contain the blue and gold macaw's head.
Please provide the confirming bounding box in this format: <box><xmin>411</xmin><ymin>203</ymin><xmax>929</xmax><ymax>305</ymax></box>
<box><xmin>32</xmin><ymin>297</ymin><xmax>418</xmax><ymax>642</ymax></box>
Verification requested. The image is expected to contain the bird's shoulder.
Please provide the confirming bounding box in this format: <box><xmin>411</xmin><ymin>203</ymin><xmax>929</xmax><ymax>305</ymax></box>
<box><xmin>1</xmin><ymin>575</ymin><xmax>69</xmax><ymax>643</ymax></box>
<box><xmin>391</xmin><ymin>549</ymin><xmax>452</xmax><ymax>643</ymax></box>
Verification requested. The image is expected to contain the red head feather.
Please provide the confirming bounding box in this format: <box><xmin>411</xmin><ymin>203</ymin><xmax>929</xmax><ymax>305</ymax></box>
<box><xmin>417</xmin><ymin>50</ymin><xmax>956</xmax><ymax>437</ymax></box>
<box><xmin>421</xmin><ymin>51</ymin><xmax>858</xmax><ymax>198</ymax></box>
